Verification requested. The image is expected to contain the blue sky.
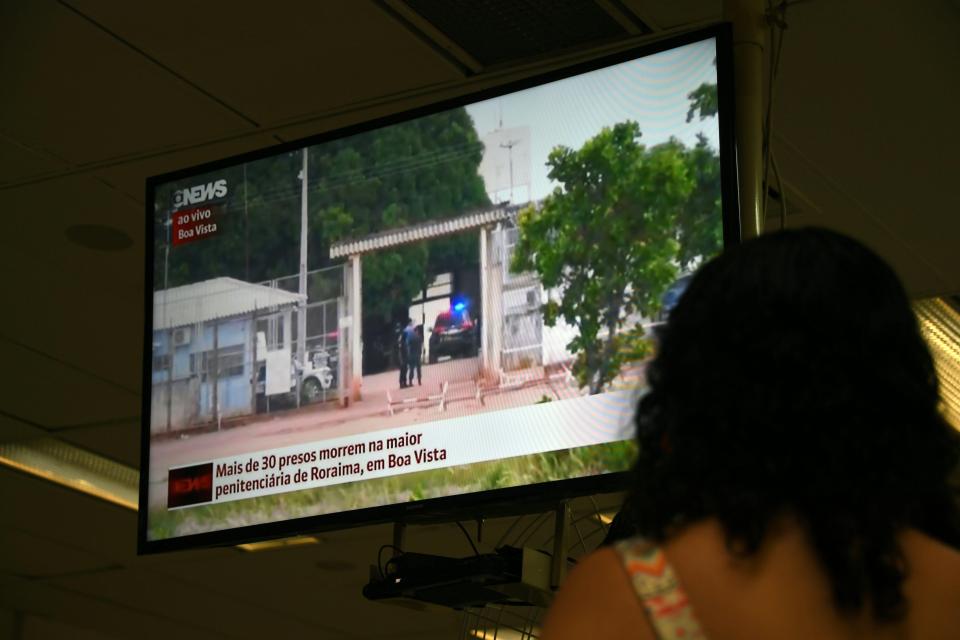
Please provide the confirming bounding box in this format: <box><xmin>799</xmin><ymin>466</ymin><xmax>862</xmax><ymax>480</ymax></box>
<box><xmin>465</xmin><ymin>37</ymin><xmax>720</xmax><ymax>202</ymax></box>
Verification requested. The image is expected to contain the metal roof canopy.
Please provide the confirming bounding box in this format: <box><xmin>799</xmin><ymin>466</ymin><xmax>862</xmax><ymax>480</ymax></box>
<box><xmin>328</xmin><ymin>204</ymin><xmax>520</xmax><ymax>259</ymax></box>
<box><xmin>154</xmin><ymin>277</ymin><xmax>305</xmax><ymax>331</ymax></box>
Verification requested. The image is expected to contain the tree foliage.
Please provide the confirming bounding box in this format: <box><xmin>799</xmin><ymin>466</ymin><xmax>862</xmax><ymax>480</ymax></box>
<box><xmin>686</xmin><ymin>82</ymin><xmax>719</xmax><ymax>122</ymax></box>
<box><xmin>154</xmin><ymin>108</ymin><xmax>490</xmax><ymax>371</ymax></box>
<box><xmin>154</xmin><ymin>153</ymin><xmax>304</xmax><ymax>289</ymax></box>
<box><xmin>686</xmin><ymin>55</ymin><xmax>718</xmax><ymax>123</ymax></box>
<box><xmin>676</xmin><ymin>133</ymin><xmax>723</xmax><ymax>268</ymax></box>
<box><xmin>313</xmin><ymin>109</ymin><xmax>489</xmax><ymax>322</ymax></box>
<box><xmin>511</xmin><ymin>121</ymin><xmax>723</xmax><ymax>393</ymax></box>
<box><xmin>513</xmin><ymin>122</ymin><xmax>689</xmax><ymax>393</ymax></box>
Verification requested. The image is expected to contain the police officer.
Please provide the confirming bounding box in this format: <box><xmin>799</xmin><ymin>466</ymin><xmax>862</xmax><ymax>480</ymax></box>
<box><xmin>408</xmin><ymin>324</ymin><xmax>423</xmax><ymax>386</ymax></box>
<box><xmin>398</xmin><ymin>318</ymin><xmax>414</xmax><ymax>388</ymax></box>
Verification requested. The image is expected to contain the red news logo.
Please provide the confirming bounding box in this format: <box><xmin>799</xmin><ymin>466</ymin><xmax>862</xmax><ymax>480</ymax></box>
<box><xmin>171</xmin><ymin>475</ymin><xmax>212</xmax><ymax>494</ymax></box>
<box><xmin>167</xmin><ymin>463</ymin><xmax>214</xmax><ymax>508</ymax></box>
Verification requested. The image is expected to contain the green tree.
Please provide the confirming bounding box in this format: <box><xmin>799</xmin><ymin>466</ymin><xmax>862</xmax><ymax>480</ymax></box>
<box><xmin>312</xmin><ymin>108</ymin><xmax>489</xmax><ymax>326</ymax></box>
<box><xmin>686</xmin><ymin>57</ymin><xmax>718</xmax><ymax>123</ymax></box>
<box><xmin>682</xmin><ymin>61</ymin><xmax>722</xmax><ymax>265</ymax></box>
<box><xmin>511</xmin><ymin>122</ymin><xmax>695</xmax><ymax>394</ymax></box>
<box><xmin>155</xmin><ymin>109</ymin><xmax>489</xmax><ymax>372</ymax></box>
<box><xmin>686</xmin><ymin>82</ymin><xmax>718</xmax><ymax>122</ymax></box>
<box><xmin>154</xmin><ymin>152</ymin><xmax>305</xmax><ymax>289</ymax></box>
<box><xmin>676</xmin><ymin>133</ymin><xmax>723</xmax><ymax>268</ymax></box>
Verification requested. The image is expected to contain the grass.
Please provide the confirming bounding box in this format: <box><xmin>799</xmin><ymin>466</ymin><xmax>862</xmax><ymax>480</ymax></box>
<box><xmin>148</xmin><ymin>439</ymin><xmax>637</xmax><ymax>540</ymax></box>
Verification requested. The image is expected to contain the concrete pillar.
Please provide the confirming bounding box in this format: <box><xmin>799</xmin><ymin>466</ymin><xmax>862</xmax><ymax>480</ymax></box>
<box><xmin>724</xmin><ymin>0</ymin><xmax>767</xmax><ymax>238</ymax></box>
<box><xmin>350</xmin><ymin>254</ymin><xmax>363</xmax><ymax>401</ymax></box>
<box><xmin>489</xmin><ymin>226</ymin><xmax>503</xmax><ymax>379</ymax></box>
<box><xmin>282</xmin><ymin>308</ymin><xmax>292</xmax><ymax>352</ymax></box>
<box><xmin>479</xmin><ymin>227</ymin><xmax>490</xmax><ymax>376</ymax></box>
<box><xmin>249</xmin><ymin>309</ymin><xmax>258</xmax><ymax>415</ymax></box>
<box><xmin>337</xmin><ymin>278</ymin><xmax>348</xmax><ymax>407</ymax></box>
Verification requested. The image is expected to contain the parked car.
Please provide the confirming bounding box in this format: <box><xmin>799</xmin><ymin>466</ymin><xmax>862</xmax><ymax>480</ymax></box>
<box><xmin>428</xmin><ymin>304</ymin><xmax>478</xmax><ymax>363</ymax></box>
<box><xmin>255</xmin><ymin>346</ymin><xmax>336</xmax><ymax>405</ymax></box>
<box><xmin>299</xmin><ymin>348</ymin><xmax>336</xmax><ymax>402</ymax></box>
<box><xmin>658</xmin><ymin>274</ymin><xmax>693</xmax><ymax>321</ymax></box>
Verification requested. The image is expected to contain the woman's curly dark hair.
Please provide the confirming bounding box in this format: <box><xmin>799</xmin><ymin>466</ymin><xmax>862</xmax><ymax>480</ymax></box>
<box><xmin>632</xmin><ymin>227</ymin><xmax>960</xmax><ymax>621</ymax></box>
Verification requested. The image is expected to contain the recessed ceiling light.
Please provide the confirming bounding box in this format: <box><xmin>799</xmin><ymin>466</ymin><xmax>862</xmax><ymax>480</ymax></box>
<box><xmin>0</xmin><ymin>437</ymin><xmax>138</xmax><ymax>510</ymax></box>
<box><xmin>65</xmin><ymin>224</ymin><xmax>133</xmax><ymax>251</ymax></box>
<box><xmin>595</xmin><ymin>511</ymin><xmax>615</xmax><ymax>525</ymax></box>
<box><xmin>915</xmin><ymin>298</ymin><xmax>960</xmax><ymax>430</ymax></box>
<box><xmin>235</xmin><ymin>535</ymin><xmax>322</xmax><ymax>552</ymax></box>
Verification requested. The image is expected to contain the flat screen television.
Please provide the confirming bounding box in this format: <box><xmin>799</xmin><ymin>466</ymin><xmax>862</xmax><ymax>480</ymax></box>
<box><xmin>139</xmin><ymin>25</ymin><xmax>739</xmax><ymax>553</ymax></box>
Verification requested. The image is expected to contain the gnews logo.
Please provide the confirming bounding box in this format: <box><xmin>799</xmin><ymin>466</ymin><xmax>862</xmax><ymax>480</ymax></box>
<box><xmin>167</xmin><ymin>463</ymin><xmax>214</xmax><ymax>508</ymax></box>
<box><xmin>172</xmin><ymin>179</ymin><xmax>227</xmax><ymax>209</ymax></box>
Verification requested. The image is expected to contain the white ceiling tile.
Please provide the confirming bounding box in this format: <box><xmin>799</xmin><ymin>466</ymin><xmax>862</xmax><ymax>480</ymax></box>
<box><xmin>57</xmin><ymin>420</ymin><xmax>141</xmax><ymax>468</ymax></box>
<box><xmin>91</xmin><ymin>133</ymin><xmax>282</xmax><ymax>202</ymax></box>
<box><xmin>0</xmin><ymin>340</ymin><xmax>139</xmax><ymax>429</ymax></box>
<box><xmin>0</xmin><ymin>412</ymin><xmax>48</xmax><ymax>442</ymax></box>
<box><xmin>0</xmin><ymin>247</ymin><xmax>143</xmax><ymax>403</ymax></box>
<box><xmin>772</xmin><ymin>0</ymin><xmax>960</xmax><ymax>296</ymax></box>
<box><xmin>0</xmin><ymin>1</ymin><xmax>257</xmax><ymax>166</ymax></box>
<box><xmin>0</xmin><ymin>469</ymin><xmax>137</xmax><ymax>558</ymax></box>
<box><xmin>48</xmin><ymin>567</ymin><xmax>350</xmax><ymax>638</ymax></box>
<box><xmin>21</xmin><ymin>614</ymin><xmax>118</xmax><ymax>640</ymax></box>
<box><xmin>67</xmin><ymin>0</ymin><xmax>463</xmax><ymax>126</ymax></box>
<box><xmin>619</xmin><ymin>0</ymin><xmax>719</xmax><ymax>29</ymax></box>
<box><xmin>1</xmin><ymin>573</ymin><xmax>212</xmax><ymax>640</ymax></box>
<box><xmin>0</xmin><ymin>527</ymin><xmax>113</xmax><ymax>579</ymax></box>
<box><xmin>0</xmin><ymin>135</ymin><xmax>68</xmax><ymax>185</ymax></box>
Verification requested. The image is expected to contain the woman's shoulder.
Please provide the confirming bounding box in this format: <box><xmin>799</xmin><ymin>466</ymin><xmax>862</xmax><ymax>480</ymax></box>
<box><xmin>541</xmin><ymin>539</ymin><xmax>660</xmax><ymax>640</ymax></box>
<box><xmin>611</xmin><ymin>536</ymin><xmax>663</xmax><ymax>568</ymax></box>
<box><xmin>898</xmin><ymin>529</ymin><xmax>960</xmax><ymax>637</ymax></box>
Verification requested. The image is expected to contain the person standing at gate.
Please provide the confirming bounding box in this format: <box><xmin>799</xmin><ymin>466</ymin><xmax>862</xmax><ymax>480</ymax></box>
<box><xmin>398</xmin><ymin>318</ymin><xmax>415</xmax><ymax>389</ymax></box>
<box><xmin>408</xmin><ymin>325</ymin><xmax>424</xmax><ymax>387</ymax></box>
<box><xmin>397</xmin><ymin>320</ymin><xmax>409</xmax><ymax>389</ymax></box>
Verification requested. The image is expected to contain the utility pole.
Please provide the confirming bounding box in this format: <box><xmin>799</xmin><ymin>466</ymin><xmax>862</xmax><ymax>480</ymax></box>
<box><xmin>500</xmin><ymin>139</ymin><xmax>520</xmax><ymax>203</ymax></box>
<box><xmin>297</xmin><ymin>149</ymin><xmax>308</xmax><ymax>407</ymax></box>
<box><xmin>244</xmin><ymin>163</ymin><xmax>250</xmax><ymax>280</ymax></box>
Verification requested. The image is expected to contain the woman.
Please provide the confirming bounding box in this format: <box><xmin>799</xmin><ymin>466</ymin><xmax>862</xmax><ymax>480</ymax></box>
<box><xmin>544</xmin><ymin>228</ymin><xmax>960</xmax><ymax>639</ymax></box>
<box><xmin>408</xmin><ymin>324</ymin><xmax>424</xmax><ymax>386</ymax></box>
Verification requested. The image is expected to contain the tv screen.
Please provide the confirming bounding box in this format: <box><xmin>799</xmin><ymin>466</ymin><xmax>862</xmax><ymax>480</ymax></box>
<box><xmin>140</xmin><ymin>26</ymin><xmax>737</xmax><ymax>552</ymax></box>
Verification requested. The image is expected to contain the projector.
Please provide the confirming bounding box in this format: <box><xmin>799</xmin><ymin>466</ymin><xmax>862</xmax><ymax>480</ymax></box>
<box><xmin>362</xmin><ymin>546</ymin><xmax>553</xmax><ymax>609</ymax></box>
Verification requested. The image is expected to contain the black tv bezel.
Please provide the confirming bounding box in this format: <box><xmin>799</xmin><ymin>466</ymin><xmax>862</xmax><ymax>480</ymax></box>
<box><xmin>138</xmin><ymin>23</ymin><xmax>740</xmax><ymax>554</ymax></box>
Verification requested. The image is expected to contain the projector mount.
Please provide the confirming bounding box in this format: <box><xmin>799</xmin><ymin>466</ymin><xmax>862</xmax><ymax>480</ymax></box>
<box><xmin>363</xmin><ymin>501</ymin><xmax>573</xmax><ymax>610</ymax></box>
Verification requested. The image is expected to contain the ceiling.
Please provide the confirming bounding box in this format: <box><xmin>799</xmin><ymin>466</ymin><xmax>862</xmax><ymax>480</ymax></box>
<box><xmin>0</xmin><ymin>0</ymin><xmax>958</xmax><ymax>637</ymax></box>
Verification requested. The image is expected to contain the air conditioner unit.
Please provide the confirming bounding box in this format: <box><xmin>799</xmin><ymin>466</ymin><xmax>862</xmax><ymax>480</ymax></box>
<box><xmin>173</xmin><ymin>327</ymin><xmax>192</xmax><ymax>347</ymax></box>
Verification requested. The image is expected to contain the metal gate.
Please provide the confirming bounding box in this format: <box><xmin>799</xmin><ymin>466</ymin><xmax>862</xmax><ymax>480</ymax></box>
<box><xmin>499</xmin><ymin>226</ymin><xmax>543</xmax><ymax>371</ymax></box>
<box><xmin>259</xmin><ymin>265</ymin><xmax>344</xmax><ymax>403</ymax></box>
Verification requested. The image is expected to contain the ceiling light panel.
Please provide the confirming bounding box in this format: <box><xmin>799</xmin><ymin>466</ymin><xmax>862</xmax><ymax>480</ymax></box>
<box><xmin>915</xmin><ymin>298</ymin><xmax>960</xmax><ymax>430</ymax></box>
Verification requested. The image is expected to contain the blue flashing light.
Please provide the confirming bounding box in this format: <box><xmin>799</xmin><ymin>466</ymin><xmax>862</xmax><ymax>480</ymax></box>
<box><xmin>453</xmin><ymin>302</ymin><xmax>466</xmax><ymax>312</ymax></box>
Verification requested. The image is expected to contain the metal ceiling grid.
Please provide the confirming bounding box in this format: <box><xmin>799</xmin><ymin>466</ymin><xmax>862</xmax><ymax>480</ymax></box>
<box><xmin>403</xmin><ymin>0</ymin><xmax>645</xmax><ymax>66</ymax></box>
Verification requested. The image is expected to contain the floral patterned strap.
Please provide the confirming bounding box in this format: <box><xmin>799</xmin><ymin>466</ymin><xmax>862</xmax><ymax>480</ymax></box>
<box><xmin>613</xmin><ymin>538</ymin><xmax>706</xmax><ymax>639</ymax></box>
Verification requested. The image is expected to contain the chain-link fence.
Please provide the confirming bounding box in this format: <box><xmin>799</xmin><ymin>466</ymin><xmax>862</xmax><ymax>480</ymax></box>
<box><xmin>259</xmin><ymin>264</ymin><xmax>344</xmax><ymax>404</ymax></box>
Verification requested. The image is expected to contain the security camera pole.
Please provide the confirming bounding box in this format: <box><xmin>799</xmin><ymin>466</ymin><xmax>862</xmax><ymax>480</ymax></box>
<box><xmin>500</xmin><ymin>139</ymin><xmax>520</xmax><ymax>203</ymax></box>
